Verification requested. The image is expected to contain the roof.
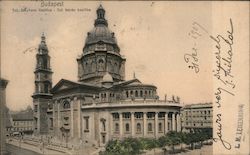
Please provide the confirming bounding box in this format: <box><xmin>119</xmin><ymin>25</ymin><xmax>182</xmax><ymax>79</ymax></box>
<box><xmin>84</xmin><ymin>5</ymin><xmax>118</xmax><ymax>46</ymax></box>
<box><xmin>183</xmin><ymin>103</ymin><xmax>212</xmax><ymax>109</ymax></box>
<box><xmin>12</xmin><ymin>111</ymin><xmax>33</xmax><ymax>121</ymax></box>
<box><xmin>113</xmin><ymin>78</ymin><xmax>156</xmax><ymax>88</ymax></box>
<box><xmin>51</xmin><ymin>78</ymin><xmax>101</xmax><ymax>93</ymax></box>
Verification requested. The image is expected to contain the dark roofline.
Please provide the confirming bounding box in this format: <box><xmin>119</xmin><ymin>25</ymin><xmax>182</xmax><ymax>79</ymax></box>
<box><xmin>51</xmin><ymin>78</ymin><xmax>101</xmax><ymax>93</ymax></box>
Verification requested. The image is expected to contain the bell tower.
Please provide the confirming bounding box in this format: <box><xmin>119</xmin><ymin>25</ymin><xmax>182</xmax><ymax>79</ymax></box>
<box><xmin>32</xmin><ymin>33</ymin><xmax>53</xmax><ymax>135</ymax></box>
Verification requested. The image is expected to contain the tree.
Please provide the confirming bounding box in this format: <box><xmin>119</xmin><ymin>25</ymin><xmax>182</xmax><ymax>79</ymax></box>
<box><xmin>165</xmin><ymin>131</ymin><xmax>181</xmax><ymax>153</ymax></box>
<box><xmin>105</xmin><ymin>139</ymin><xmax>124</xmax><ymax>155</ymax></box>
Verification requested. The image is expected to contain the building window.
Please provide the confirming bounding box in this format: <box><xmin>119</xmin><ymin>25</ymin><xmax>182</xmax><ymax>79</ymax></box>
<box><xmin>147</xmin><ymin>112</ymin><xmax>155</xmax><ymax>119</ymax></box>
<box><xmin>140</xmin><ymin>90</ymin><xmax>143</xmax><ymax>97</ymax></box>
<box><xmin>84</xmin><ymin>116</ymin><xmax>89</xmax><ymax>132</ymax></box>
<box><xmin>50</xmin><ymin>118</ymin><xmax>53</xmax><ymax>128</ymax></box>
<box><xmin>148</xmin><ymin>123</ymin><xmax>152</xmax><ymax>132</ymax></box>
<box><xmin>34</xmin><ymin>105</ymin><xmax>38</xmax><ymax>112</ymax></box>
<box><xmin>64</xmin><ymin>117</ymin><xmax>69</xmax><ymax>126</ymax></box>
<box><xmin>102</xmin><ymin>121</ymin><xmax>106</xmax><ymax>131</ymax></box>
<box><xmin>136</xmin><ymin>123</ymin><xmax>141</xmax><ymax>133</ymax></box>
<box><xmin>44</xmin><ymin>83</ymin><xmax>49</xmax><ymax>93</ymax></box>
<box><xmin>135</xmin><ymin>91</ymin><xmax>138</xmax><ymax>97</ymax></box>
<box><xmin>145</xmin><ymin>90</ymin><xmax>148</xmax><ymax>96</ymax></box>
<box><xmin>112</xmin><ymin>113</ymin><xmax>119</xmax><ymax>120</ymax></box>
<box><xmin>123</xmin><ymin>113</ymin><xmax>131</xmax><ymax>119</ymax></box>
<box><xmin>126</xmin><ymin>91</ymin><xmax>129</xmax><ymax>98</ymax></box>
<box><xmin>115</xmin><ymin>123</ymin><xmax>119</xmax><ymax>132</ymax></box>
<box><xmin>102</xmin><ymin>135</ymin><xmax>106</xmax><ymax>144</ymax></box>
<box><xmin>158</xmin><ymin>112</ymin><xmax>165</xmax><ymax>118</ymax></box>
<box><xmin>125</xmin><ymin>123</ymin><xmax>130</xmax><ymax>132</ymax></box>
<box><xmin>158</xmin><ymin>123</ymin><xmax>162</xmax><ymax>132</ymax></box>
<box><xmin>135</xmin><ymin>112</ymin><xmax>143</xmax><ymax>119</ymax></box>
<box><xmin>35</xmin><ymin>84</ymin><xmax>39</xmax><ymax>93</ymax></box>
<box><xmin>63</xmin><ymin>100</ymin><xmax>70</xmax><ymax>109</ymax></box>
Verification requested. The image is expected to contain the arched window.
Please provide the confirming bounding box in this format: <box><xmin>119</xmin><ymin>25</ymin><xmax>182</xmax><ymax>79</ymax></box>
<box><xmin>136</xmin><ymin>123</ymin><xmax>141</xmax><ymax>132</ymax></box>
<box><xmin>114</xmin><ymin>62</ymin><xmax>118</xmax><ymax>73</ymax></box>
<box><xmin>126</xmin><ymin>91</ymin><xmax>129</xmax><ymax>98</ymax></box>
<box><xmin>115</xmin><ymin>123</ymin><xmax>119</xmax><ymax>132</ymax></box>
<box><xmin>148</xmin><ymin>123</ymin><xmax>152</xmax><ymax>132</ymax></box>
<box><xmin>135</xmin><ymin>91</ymin><xmax>138</xmax><ymax>97</ymax></box>
<box><xmin>140</xmin><ymin>90</ymin><xmax>143</xmax><ymax>97</ymax></box>
<box><xmin>44</xmin><ymin>83</ymin><xmax>49</xmax><ymax>93</ymax></box>
<box><xmin>125</xmin><ymin>123</ymin><xmax>130</xmax><ymax>132</ymax></box>
<box><xmin>102</xmin><ymin>121</ymin><xmax>106</xmax><ymax>131</ymax></box>
<box><xmin>43</xmin><ymin>58</ymin><xmax>48</xmax><ymax>69</ymax></box>
<box><xmin>35</xmin><ymin>83</ymin><xmax>39</xmax><ymax>93</ymax></box>
<box><xmin>158</xmin><ymin>123</ymin><xmax>162</xmax><ymax>132</ymax></box>
<box><xmin>63</xmin><ymin>100</ymin><xmax>70</xmax><ymax>109</ymax></box>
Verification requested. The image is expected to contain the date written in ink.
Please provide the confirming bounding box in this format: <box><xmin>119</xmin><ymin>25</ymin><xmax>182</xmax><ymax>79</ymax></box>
<box><xmin>184</xmin><ymin>22</ymin><xmax>208</xmax><ymax>73</ymax></box>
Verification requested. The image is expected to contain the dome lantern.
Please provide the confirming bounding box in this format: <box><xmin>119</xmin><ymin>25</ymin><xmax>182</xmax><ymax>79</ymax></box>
<box><xmin>94</xmin><ymin>4</ymin><xmax>108</xmax><ymax>27</ymax></box>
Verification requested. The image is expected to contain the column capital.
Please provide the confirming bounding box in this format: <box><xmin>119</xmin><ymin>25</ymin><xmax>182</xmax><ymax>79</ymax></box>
<box><xmin>0</xmin><ymin>78</ymin><xmax>8</xmax><ymax>89</ymax></box>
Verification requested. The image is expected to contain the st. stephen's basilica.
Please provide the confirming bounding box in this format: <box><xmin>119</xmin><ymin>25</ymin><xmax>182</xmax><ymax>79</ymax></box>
<box><xmin>32</xmin><ymin>4</ymin><xmax>182</xmax><ymax>147</ymax></box>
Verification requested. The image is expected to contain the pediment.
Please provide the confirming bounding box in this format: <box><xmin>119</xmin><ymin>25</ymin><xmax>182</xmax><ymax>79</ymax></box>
<box><xmin>57</xmin><ymin>84</ymin><xmax>72</xmax><ymax>91</ymax></box>
<box><xmin>51</xmin><ymin>79</ymin><xmax>79</xmax><ymax>93</ymax></box>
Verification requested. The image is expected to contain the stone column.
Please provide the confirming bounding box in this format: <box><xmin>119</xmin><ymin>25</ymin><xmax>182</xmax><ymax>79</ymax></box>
<box><xmin>164</xmin><ymin>112</ymin><xmax>168</xmax><ymax>134</ymax></box>
<box><xmin>172</xmin><ymin>113</ymin><xmax>176</xmax><ymax>131</ymax></box>
<box><xmin>52</xmin><ymin>100</ymin><xmax>55</xmax><ymax>134</ymax></box>
<box><xmin>176</xmin><ymin>113</ymin><xmax>181</xmax><ymax>132</ymax></box>
<box><xmin>119</xmin><ymin>112</ymin><xmax>123</xmax><ymax>138</ymax></box>
<box><xmin>131</xmin><ymin>112</ymin><xmax>135</xmax><ymax>137</ymax></box>
<box><xmin>143</xmin><ymin>112</ymin><xmax>147</xmax><ymax>136</ymax></box>
<box><xmin>70</xmin><ymin>99</ymin><xmax>74</xmax><ymax>138</ymax></box>
<box><xmin>154</xmin><ymin>112</ymin><xmax>158</xmax><ymax>138</ymax></box>
<box><xmin>57</xmin><ymin>101</ymin><xmax>60</xmax><ymax>134</ymax></box>
<box><xmin>110</xmin><ymin>113</ymin><xmax>113</xmax><ymax>137</ymax></box>
<box><xmin>0</xmin><ymin>78</ymin><xmax>8</xmax><ymax>155</ymax></box>
<box><xmin>77</xmin><ymin>98</ymin><xmax>81</xmax><ymax>138</ymax></box>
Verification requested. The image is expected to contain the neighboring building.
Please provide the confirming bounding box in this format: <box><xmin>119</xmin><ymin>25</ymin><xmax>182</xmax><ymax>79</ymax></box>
<box><xmin>0</xmin><ymin>78</ymin><xmax>9</xmax><ymax>155</ymax></box>
<box><xmin>10</xmin><ymin>109</ymin><xmax>34</xmax><ymax>134</ymax></box>
<box><xmin>5</xmin><ymin>107</ymin><xmax>12</xmax><ymax>135</ymax></box>
<box><xmin>181</xmin><ymin>103</ymin><xmax>212</xmax><ymax>133</ymax></box>
<box><xmin>33</xmin><ymin>5</ymin><xmax>182</xmax><ymax>147</ymax></box>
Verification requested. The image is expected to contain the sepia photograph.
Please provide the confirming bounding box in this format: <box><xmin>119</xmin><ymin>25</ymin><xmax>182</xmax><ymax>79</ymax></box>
<box><xmin>0</xmin><ymin>1</ymin><xmax>249</xmax><ymax>155</ymax></box>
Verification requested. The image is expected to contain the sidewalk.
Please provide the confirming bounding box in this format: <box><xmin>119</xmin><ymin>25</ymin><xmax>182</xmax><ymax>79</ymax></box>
<box><xmin>7</xmin><ymin>138</ymin><xmax>70</xmax><ymax>155</ymax></box>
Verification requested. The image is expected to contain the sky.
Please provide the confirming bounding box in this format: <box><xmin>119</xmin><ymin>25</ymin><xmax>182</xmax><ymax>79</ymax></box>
<box><xmin>1</xmin><ymin>1</ymin><xmax>213</xmax><ymax>111</ymax></box>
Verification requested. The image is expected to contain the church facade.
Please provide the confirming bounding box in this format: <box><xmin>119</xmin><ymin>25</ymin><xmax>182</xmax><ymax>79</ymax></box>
<box><xmin>33</xmin><ymin>5</ymin><xmax>182</xmax><ymax>147</ymax></box>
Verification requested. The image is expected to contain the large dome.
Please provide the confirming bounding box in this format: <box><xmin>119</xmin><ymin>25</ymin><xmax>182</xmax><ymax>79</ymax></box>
<box><xmin>85</xmin><ymin>25</ymin><xmax>117</xmax><ymax>45</ymax></box>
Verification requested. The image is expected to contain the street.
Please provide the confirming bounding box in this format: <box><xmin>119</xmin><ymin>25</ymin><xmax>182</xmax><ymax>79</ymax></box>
<box><xmin>6</xmin><ymin>143</ymin><xmax>42</xmax><ymax>155</ymax></box>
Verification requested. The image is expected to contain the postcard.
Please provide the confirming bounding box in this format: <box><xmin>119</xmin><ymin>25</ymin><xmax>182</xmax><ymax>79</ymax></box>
<box><xmin>0</xmin><ymin>1</ymin><xmax>249</xmax><ymax>155</ymax></box>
